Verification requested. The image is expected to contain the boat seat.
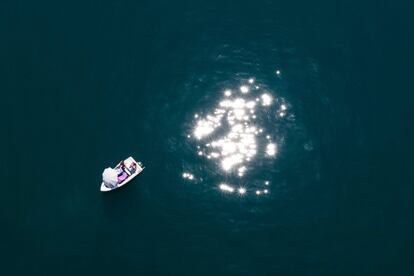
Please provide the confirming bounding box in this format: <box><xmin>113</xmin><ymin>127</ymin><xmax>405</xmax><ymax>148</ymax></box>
<box><xmin>118</xmin><ymin>172</ymin><xmax>128</xmax><ymax>183</ymax></box>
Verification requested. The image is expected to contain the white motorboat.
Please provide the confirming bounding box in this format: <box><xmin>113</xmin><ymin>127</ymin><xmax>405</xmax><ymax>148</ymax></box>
<box><xmin>100</xmin><ymin>156</ymin><xmax>144</xmax><ymax>192</ymax></box>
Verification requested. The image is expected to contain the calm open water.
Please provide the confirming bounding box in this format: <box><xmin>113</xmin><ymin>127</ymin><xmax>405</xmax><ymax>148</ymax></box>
<box><xmin>1</xmin><ymin>0</ymin><xmax>413</xmax><ymax>275</ymax></box>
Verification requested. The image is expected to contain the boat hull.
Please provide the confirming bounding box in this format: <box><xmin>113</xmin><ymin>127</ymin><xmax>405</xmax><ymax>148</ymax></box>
<box><xmin>100</xmin><ymin>157</ymin><xmax>144</xmax><ymax>192</ymax></box>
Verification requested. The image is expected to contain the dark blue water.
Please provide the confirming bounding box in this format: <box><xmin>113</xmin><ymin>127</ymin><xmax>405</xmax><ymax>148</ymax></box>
<box><xmin>2</xmin><ymin>0</ymin><xmax>413</xmax><ymax>275</ymax></box>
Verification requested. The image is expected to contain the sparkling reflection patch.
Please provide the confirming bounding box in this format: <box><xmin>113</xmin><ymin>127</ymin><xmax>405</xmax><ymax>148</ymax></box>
<box><xmin>183</xmin><ymin>77</ymin><xmax>290</xmax><ymax>196</ymax></box>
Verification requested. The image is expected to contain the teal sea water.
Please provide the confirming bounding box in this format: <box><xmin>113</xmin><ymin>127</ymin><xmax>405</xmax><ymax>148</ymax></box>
<box><xmin>1</xmin><ymin>0</ymin><xmax>413</xmax><ymax>275</ymax></box>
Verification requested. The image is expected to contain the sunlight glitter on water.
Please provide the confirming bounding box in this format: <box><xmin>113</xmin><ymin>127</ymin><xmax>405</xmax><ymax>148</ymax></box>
<box><xmin>266</xmin><ymin>143</ymin><xmax>277</xmax><ymax>156</ymax></box>
<box><xmin>182</xmin><ymin>172</ymin><xmax>195</xmax><ymax>180</ymax></box>
<box><xmin>183</xmin><ymin>78</ymin><xmax>290</xmax><ymax>196</ymax></box>
<box><xmin>260</xmin><ymin>93</ymin><xmax>272</xmax><ymax>106</ymax></box>
<box><xmin>219</xmin><ymin>183</ymin><xmax>235</xmax><ymax>193</ymax></box>
<box><xmin>191</xmin><ymin>82</ymin><xmax>277</xmax><ymax>173</ymax></box>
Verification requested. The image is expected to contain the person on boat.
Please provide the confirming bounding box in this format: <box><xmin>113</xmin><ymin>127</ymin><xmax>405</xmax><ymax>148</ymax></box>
<box><xmin>127</xmin><ymin>162</ymin><xmax>137</xmax><ymax>175</ymax></box>
<box><xmin>116</xmin><ymin>161</ymin><xmax>125</xmax><ymax>172</ymax></box>
<box><xmin>116</xmin><ymin>162</ymin><xmax>125</xmax><ymax>176</ymax></box>
<box><xmin>123</xmin><ymin>161</ymin><xmax>134</xmax><ymax>175</ymax></box>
